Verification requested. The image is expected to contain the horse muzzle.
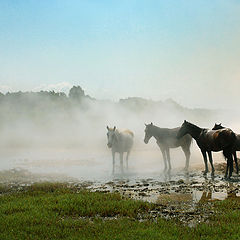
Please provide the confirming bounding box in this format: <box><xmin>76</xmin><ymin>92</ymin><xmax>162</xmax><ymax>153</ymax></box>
<box><xmin>107</xmin><ymin>143</ymin><xmax>112</xmax><ymax>148</ymax></box>
<box><xmin>144</xmin><ymin>138</ymin><xmax>149</xmax><ymax>144</ymax></box>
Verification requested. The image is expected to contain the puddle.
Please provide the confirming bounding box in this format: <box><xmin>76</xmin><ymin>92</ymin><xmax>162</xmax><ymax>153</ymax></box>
<box><xmin>154</xmin><ymin>190</ymin><xmax>240</xmax><ymax>206</ymax></box>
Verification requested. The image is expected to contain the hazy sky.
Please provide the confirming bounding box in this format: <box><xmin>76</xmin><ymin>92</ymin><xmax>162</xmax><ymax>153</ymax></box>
<box><xmin>0</xmin><ymin>0</ymin><xmax>240</xmax><ymax>108</ymax></box>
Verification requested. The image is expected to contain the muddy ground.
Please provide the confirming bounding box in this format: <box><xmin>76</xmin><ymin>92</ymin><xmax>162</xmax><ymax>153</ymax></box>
<box><xmin>0</xmin><ymin>162</ymin><xmax>239</xmax><ymax>227</ymax></box>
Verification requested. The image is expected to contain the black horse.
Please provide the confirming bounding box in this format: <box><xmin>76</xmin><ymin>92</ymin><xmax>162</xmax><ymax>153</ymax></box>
<box><xmin>177</xmin><ymin>120</ymin><xmax>236</xmax><ymax>178</ymax></box>
<box><xmin>212</xmin><ymin>123</ymin><xmax>239</xmax><ymax>174</ymax></box>
<box><xmin>144</xmin><ymin>122</ymin><xmax>192</xmax><ymax>172</ymax></box>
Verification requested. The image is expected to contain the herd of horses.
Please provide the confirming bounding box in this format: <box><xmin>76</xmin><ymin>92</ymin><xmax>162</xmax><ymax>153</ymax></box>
<box><xmin>106</xmin><ymin>121</ymin><xmax>239</xmax><ymax>179</ymax></box>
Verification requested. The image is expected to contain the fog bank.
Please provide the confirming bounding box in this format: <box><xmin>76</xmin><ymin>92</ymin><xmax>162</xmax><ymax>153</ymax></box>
<box><xmin>0</xmin><ymin>86</ymin><xmax>237</xmax><ymax>180</ymax></box>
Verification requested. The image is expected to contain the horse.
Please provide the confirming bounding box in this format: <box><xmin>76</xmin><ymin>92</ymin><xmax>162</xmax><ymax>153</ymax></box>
<box><xmin>106</xmin><ymin>126</ymin><xmax>134</xmax><ymax>174</ymax></box>
<box><xmin>177</xmin><ymin>120</ymin><xmax>236</xmax><ymax>178</ymax></box>
<box><xmin>212</xmin><ymin>123</ymin><xmax>239</xmax><ymax>174</ymax></box>
<box><xmin>144</xmin><ymin>122</ymin><xmax>192</xmax><ymax>172</ymax></box>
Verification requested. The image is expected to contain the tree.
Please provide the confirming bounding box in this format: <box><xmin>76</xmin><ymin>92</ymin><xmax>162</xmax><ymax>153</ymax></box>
<box><xmin>69</xmin><ymin>86</ymin><xmax>85</xmax><ymax>101</ymax></box>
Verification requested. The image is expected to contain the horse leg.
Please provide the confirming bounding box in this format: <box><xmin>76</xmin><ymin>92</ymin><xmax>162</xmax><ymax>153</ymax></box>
<box><xmin>233</xmin><ymin>151</ymin><xmax>239</xmax><ymax>174</ymax></box>
<box><xmin>120</xmin><ymin>152</ymin><xmax>124</xmax><ymax>174</ymax></box>
<box><xmin>112</xmin><ymin>151</ymin><xmax>115</xmax><ymax>175</ymax></box>
<box><xmin>224</xmin><ymin>155</ymin><xmax>229</xmax><ymax>179</ymax></box>
<box><xmin>229</xmin><ymin>154</ymin><xmax>233</xmax><ymax>178</ymax></box>
<box><xmin>223</xmin><ymin>149</ymin><xmax>233</xmax><ymax>179</ymax></box>
<box><xmin>182</xmin><ymin>146</ymin><xmax>190</xmax><ymax>172</ymax></box>
<box><xmin>201</xmin><ymin>149</ymin><xmax>208</xmax><ymax>175</ymax></box>
<box><xmin>207</xmin><ymin>151</ymin><xmax>215</xmax><ymax>176</ymax></box>
<box><xmin>160</xmin><ymin>148</ymin><xmax>167</xmax><ymax>172</ymax></box>
<box><xmin>157</xmin><ymin>143</ymin><xmax>167</xmax><ymax>172</ymax></box>
<box><xmin>126</xmin><ymin>151</ymin><xmax>130</xmax><ymax>170</ymax></box>
<box><xmin>166</xmin><ymin>148</ymin><xmax>171</xmax><ymax>172</ymax></box>
<box><xmin>225</xmin><ymin>158</ymin><xmax>230</xmax><ymax>179</ymax></box>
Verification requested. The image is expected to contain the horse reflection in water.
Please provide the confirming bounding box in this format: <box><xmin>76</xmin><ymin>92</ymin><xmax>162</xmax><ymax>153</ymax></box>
<box><xmin>106</xmin><ymin>126</ymin><xmax>134</xmax><ymax>174</ymax></box>
<box><xmin>144</xmin><ymin>122</ymin><xmax>192</xmax><ymax>173</ymax></box>
<box><xmin>199</xmin><ymin>190</ymin><xmax>240</xmax><ymax>202</ymax></box>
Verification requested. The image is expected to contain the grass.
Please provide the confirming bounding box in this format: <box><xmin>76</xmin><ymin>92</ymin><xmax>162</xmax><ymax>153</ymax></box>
<box><xmin>0</xmin><ymin>183</ymin><xmax>240</xmax><ymax>239</ymax></box>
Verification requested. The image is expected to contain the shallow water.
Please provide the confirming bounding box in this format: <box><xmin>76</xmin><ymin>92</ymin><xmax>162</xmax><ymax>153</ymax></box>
<box><xmin>0</xmin><ymin>145</ymin><xmax>209</xmax><ymax>181</ymax></box>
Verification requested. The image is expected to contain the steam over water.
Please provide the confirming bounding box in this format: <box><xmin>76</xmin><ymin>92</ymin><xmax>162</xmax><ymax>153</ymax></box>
<box><xmin>0</xmin><ymin>88</ymin><xmax>238</xmax><ymax>182</ymax></box>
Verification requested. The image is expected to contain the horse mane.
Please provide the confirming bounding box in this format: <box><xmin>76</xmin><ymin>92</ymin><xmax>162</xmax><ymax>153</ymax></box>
<box><xmin>186</xmin><ymin>121</ymin><xmax>205</xmax><ymax>131</ymax></box>
<box><xmin>111</xmin><ymin>128</ymin><xmax>134</xmax><ymax>138</ymax></box>
<box><xmin>148</xmin><ymin>124</ymin><xmax>175</xmax><ymax>138</ymax></box>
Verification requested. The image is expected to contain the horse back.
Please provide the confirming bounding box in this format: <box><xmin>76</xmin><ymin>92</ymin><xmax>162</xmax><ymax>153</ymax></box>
<box><xmin>156</xmin><ymin>127</ymin><xmax>192</xmax><ymax>148</ymax></box>
<box><xmin>213</xmin><ymin>128</ymin><xmax>235</xmax><ymax>141</ymax></box>
<box><xmin>203</xmin><ymin>128</ymin><xmax>236</xmax><ymax>150</ymax></box>
<box><xmin>112</xmin><ymin>130</ymin><xmax>133</xmax><ymax>153</ymax></box>
<box><xmin>122</xmin><ymin>129</ymin><xmax>134</xmax><ymax>138</ymax></box>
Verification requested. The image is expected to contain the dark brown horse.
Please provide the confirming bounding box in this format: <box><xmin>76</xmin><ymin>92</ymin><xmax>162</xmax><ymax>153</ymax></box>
<box><xmin>144</xmin><ymin>123</ymin><xmax>192</xmax><ymax>172</ymax></box>
<box><xmin>212</xmin><ymin>123</ymin><xmax>239</xmax><ymax>174</ymax></box>
<box><xmin>177</xmin><ymin>120</ymin><xmax>236</xmax><ymax>178</ymax></box>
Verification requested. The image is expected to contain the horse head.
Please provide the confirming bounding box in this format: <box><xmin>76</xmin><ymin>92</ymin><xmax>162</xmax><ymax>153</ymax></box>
<box><xmin>106</xmin><ymin>126</ymin><xmax>117</xmax><ymax>148</ymax></box>
<box><xmin>177</xmin><ymin>120</ymin><xmax>190</xmax><ymax>139</ymax></box>
<box><xmin>144</xmin><ymin>122</ymin><xmax>154</xmax><ymax>144</ymax></box>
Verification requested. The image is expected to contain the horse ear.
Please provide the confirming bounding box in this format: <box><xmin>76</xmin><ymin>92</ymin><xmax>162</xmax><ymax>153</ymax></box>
<box><xmin>151</xmin><ymin>122</ymin><xmax>153</xmax><ymax>125</ymax></box>
<box><xmin>113</xmin><ymin>126</ymin><xmax>116</xmax><ymax>131</ymax></box>
<box><xmin>219</xmin><ymin>123</ymin><xmax>222</xmax><ymax>126</ymax></box>
<box><xmin>107</xmin><ymin>126</ymin><xmax>109</xmax><ymax>130</ymax></box>
<box><xmin>184</xmin><ymin>120</ymin><xmax>187</xmax><ymax>123</ymax></box>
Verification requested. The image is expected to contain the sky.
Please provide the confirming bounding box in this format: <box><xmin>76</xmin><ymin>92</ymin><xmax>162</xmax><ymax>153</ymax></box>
<box><xmin>0</xmin><ymin>0</ymin><xmax>240</xmax><ymax>109</ymax></box>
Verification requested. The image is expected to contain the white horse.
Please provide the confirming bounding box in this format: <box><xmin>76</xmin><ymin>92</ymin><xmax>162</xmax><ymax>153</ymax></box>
<box><xmin>106</xmin><ymin>126</ymin><xmax>134</xmax><ymax>174</ymax></box>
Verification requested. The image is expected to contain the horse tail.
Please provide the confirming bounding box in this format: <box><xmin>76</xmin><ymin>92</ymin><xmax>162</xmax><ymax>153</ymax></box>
<box><xmin>223</xmin><ymin>149</ymin><xmax>230</xmax><ymax>160</ymax></box>
<box><xmin>219</xmin><ymin>129</ymin><xmax>236</xmax><ymax>149</ymax></box>
<box><xmin>222</xmin><ymin>131</ymin><xmax>236</xmax><ymax>162</ymax></box>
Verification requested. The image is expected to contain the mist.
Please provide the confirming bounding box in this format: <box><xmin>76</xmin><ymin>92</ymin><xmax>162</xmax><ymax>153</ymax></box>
<box><xmin>0</xmin><ymin>85</ymin><xmax>238</xmax><ymax>181</ymax></box>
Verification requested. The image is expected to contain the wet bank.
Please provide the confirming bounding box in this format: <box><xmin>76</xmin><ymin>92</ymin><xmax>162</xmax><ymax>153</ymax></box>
<box><xmin>0</xmin><ymin>163</ymin><xmax>239</xmax><ymax>227</ymax></box>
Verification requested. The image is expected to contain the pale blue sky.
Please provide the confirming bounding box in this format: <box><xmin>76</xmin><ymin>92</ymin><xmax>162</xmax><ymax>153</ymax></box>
<box><xmin>0</xmin><ymin>0</ymin><xmax>240</xmax><ymax>108</ymax></box>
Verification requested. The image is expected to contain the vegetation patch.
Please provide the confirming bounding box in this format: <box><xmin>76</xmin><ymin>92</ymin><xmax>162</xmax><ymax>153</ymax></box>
<box><xmin>0</xmin><ymin>182</ymin><xmax>240</xmax><ymax>239</ymax></box>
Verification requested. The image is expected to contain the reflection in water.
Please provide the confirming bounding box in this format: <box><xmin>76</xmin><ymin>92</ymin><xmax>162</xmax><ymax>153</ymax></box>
<box><xmin>163</xmin><ymin>170</ymin><xmax>190</xmax><ymax>182</ymax></box>
<box><xmin>163</xmin><ymin>171</ymin><xmax>171</xmax><ymax>182</ymax></box>
<box><xmin>196</xmin><ymin>189</ymin><xmax>240</xmax><ymax>202</ymax></box>
<box><xmin>156</xmin><ymin>189</ymin><xmax>240</xmax><ymax>206</ymax></box>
